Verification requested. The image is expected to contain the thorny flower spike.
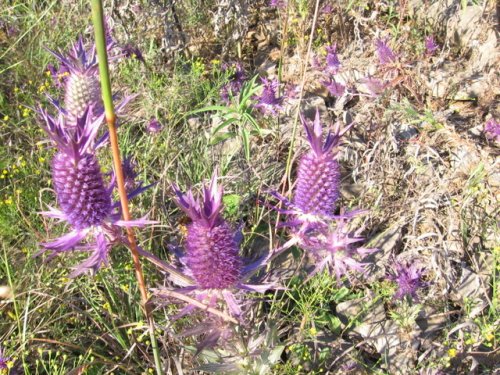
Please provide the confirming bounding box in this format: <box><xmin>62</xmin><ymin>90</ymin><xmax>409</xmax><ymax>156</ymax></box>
<box><xmin>48</xmin><ymin>36</ymin><xmax>104</xmax><ymax>125</ymax></box>
<box><xmin>387</xmin><ymin>260</ymin><xmax>426</xmax><ymax>300</ymax></box>
<box><xmin>253</xmin><ymin>77</ymin><xmax>284</xmax><ymax>116</ymax></box>
<box><xmin>325</xmin><ymin>44</ymin><xmax>341</xmax><ymax>75</ymax></box>
<box><xmin>322</xmin><ymin>77</ymin><xmax>346</xmax><ymax>97</ymax></box>
<box><xmin>37</xmin><ymin>108</ymin><xmax>153</xmax><ymax>277</ymax></box>
<box><xmin>155</xmin><ymin>173</ymin><xmax>273</xmax><ymax>323</ymax></box>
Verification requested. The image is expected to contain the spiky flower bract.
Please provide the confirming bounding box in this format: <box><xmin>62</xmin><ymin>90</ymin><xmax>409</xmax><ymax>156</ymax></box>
<box><xmin>48</xmin><ymin>36</ymin><xmax>103</xmax><ymax>125</ymax></box>
<box><xmin>253</xmin><ymin>77</ymin><xmax>283</xmax><ymax>116</ymax></box>
<box><xmin>322</xmin><ymin>77</ymin><xmax>345</xmax><ymax>97</ymax></box>
<box><xmin>37</xmin><ymin>108</ymin><xmax>153</xmax><ymax>277</ymax></box>
<box><xmin>424</xmin><ymin>36</ymin><xmax>438</xmax><ymax>56</ymax></box>
<box><xmin>387</xmin><ymin>260</ymin><xmax>426</xmax><ymax>300</ymax></box>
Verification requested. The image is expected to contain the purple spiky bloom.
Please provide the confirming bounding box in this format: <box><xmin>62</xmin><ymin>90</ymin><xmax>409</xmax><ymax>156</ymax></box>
<box><xmin>293</xmin><ymin>109</ymin><xmax>342</xmax><ymax>218</ymax></box>
<box><xmin>424</xmin><ymin>36</ymin><xmax>438</xmax><ymax>56</ymax></box>
<box><xmin>300</xmin><ymin>211</ymin><xmax>375</xmax><ymax>282</ymax></box>
<box><xmin>375</xmin><ymin>38</ymin><xmax>396</xmax><ymax>65</ymax></box>
<box><xmin>0</xmin><ymin>346</ymin><xmax>10</xmax><ymax>372</ymax></box>
<box><xmin>37</xmin><ymin>108</ymin><xmax>154</xmax><ymax>277</ymax></box>
<box><xmin>253</xmin><ymin>78</ymin><xmax>284</xmax><ymax>116</ymax></box>
<box><xmin>152</xmin><ymin>173</ymin><xmax>273</xmax><ymax>324</ymax></box>
<box><xmin>322</xmin><ymin>77</ymin><xmax>346</xmax><ymax>97</ymax></box>
<box><xmin>173</xmin><ymin>173</ymin><xmax>243</xmax><ymax>289</ymax></box>
<box><xmin>325</xmin><ymin>44</ymin><xmax>341</xmax><ymax>75</ymax></box>
<box><xmin>387</xmin><ymin>260</ymin><xmax>426</xmax><ymax>300</ymax></box>
<box><xmin>359</xmin><ymin>76</ymin><xmax>388</xmax><ymax>97</ymax></box>
<box><xmin>269</xmin><ymin>0</ymin><xmax>286</xmax><ymax>8</ymax></box>
<box><xmin>147</xmin><ymin>117</ymin><xmax>162</xmax><ymax>134</ymax></box>
<box><xmin>484</xmin><ymin>118</ymin><xmax>500</xmax><ymax>142</ymax></box>
<box><xmin>220</xmin><ymin>62</ymin><xmax>246</xmax><ymax>103</ymax></box>
<box><xmin>48</xmin><ymin>36</ymin><xmax>104</xmax><ymax>125</ymax></box>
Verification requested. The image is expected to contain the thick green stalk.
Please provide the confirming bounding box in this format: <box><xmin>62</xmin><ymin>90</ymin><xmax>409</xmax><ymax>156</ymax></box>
<box><xmin>90</xmin><ymin>1</ymin><xmax>163</xmax><ymax>374</ymax></box>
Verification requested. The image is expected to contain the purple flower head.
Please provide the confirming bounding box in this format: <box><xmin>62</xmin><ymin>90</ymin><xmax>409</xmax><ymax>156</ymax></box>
<box><xmin>298</xmin><ymin>210</ymin><xmax>375</xmax><ymax>283</ymax></box>
<box><xmin>268</xmin><ymin>109</ymin><xmax>353</xmax><ymax>230</ymax></box>
<box><xmin>375</xmin><ymin>38</ymin><xmax>397</xmax><ymax>65</ymax></box>
<box><xmin>147</xmin><ymin>117</ymin><xmax>162</xmax><ymax>134</ymax></box>
<box><xmin>153</xmin><ymin>173</ymin><xmax>274</xmax><ymax>325</ymax></box>
<box><xmin>269</xmin><ymin>0</ymin><xmax>287</xmax><ymax>8</ymax></box>
<box><xmin>484</xmin><ymin>118</ymin><xmax>500</xmax><ymax>142</ymax></box>
<box><xmin>322</xmin><ymin>77</ymin><xmax>346</xmax><ymax>97</ymax></box>
<box><xmin>220</xmin><ymin>62</ymin><xmax>246</xmax><ymax>103</ymax></box>
<box><xmin>0</xmin><ymin>345</ymin><xmax>10</xmax><ymax>371</ymax></box>
<box><xmin>173</xmin><ymin>172</ymin><xmax>242</xmax><ymax>290</ymax></box>
<box><xmin>424</xmin><ymin>36</ymin><xmax>439</xmax><ymax>56</ymax></box>
<box><xmin>37</xmin><ymin>108</ymin><xmax>154</xmax><ymax>277</ymax></box>
<box><xmin>359</xmin><ymin>76</ymin><xmax>388</xmax><ymax>97</ymax></box>
<box><xmin>325</xmin><ymin>44</ymin><xmax>341</xmax><ymax>75</ymax></box>
<box><xmin>293</xmin><ymin>109</ymin><xmax>342</xmax><ymax>217</ymax></box>
<box><xmin>387</xmin><ymin>260</ymin><xmax>426</xmax><ymax>300</ymax></box>
<box><xmin>121</xmin><ymin>43</ymin><xmax>145</xmax><ymax>63</ymax></box>
<box><xmin>253</xmin><ymin>77</ymin><xmax>284</xmax><ymax>116</ymax></box>
<box><xmin>321</xmin><ymin>4</ymin><xmax>333</xmax><ymax>13</ymax></box>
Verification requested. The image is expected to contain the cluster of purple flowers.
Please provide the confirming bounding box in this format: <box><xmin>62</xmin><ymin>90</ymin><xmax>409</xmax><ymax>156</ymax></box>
<box><xmin>484</xmin><ymin>118</ymin><xmax>500</xmax><ymax>142</ymax></box>
<box><xmin>37</xmin><ymin>36</ymin><xmax>152</xmax><ymax>277</ymax></box>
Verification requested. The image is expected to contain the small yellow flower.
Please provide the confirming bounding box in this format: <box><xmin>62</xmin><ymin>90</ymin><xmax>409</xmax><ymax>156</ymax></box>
<box><xmin>2</xmin><ymin>170</ymin><xmax>8</xmax><ymax>175</ymax></box>
<box><xmin>485</xmin><ymin>332</ymin><xmax>494</xmax><ymax>341</ymax></box>
<box><xmin>45</xmin><ymin>70</ymin><xmax>51</xmax><ymax>77</ymax></box>
<box><xmin>14</xmin><ymin>87</ymin><xmax>19</xmax><ymax>93</ymax></box>
<box><xmin>38</xmin><ymin>157</ymin><xmax>45</xmax><ymax>163</ymax></box>
<box><xmin>448</xmin><ymin>348</ymin><xmax>457</xmax><ymax>358</ymax></box>
<box><xmin>3</xmin><ymin>115</ymin><xmax>8</xmax><ymax>121</ymax></box>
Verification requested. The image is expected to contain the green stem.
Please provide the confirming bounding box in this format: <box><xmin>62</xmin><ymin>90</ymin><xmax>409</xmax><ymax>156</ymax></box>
<box><xmin>90</xmin><ymin>1</ymin><xmax>163</xmax><ymax>374</ymax></box>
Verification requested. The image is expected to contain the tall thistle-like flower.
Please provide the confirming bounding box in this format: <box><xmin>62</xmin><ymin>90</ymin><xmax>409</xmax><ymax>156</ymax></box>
<box><xmin>220</xmin><ymin>62</ymin><xmax>246</xmax><ymax>103</ymax></box>
<box><xmin>253</xmin><ymin>77</ymin><xmax>284</xmax><ymax>116</ymax></box>
<box><xmin>48</xmin><ymin>37</ymin><xmax>103</xmax><ymax>125</ymax></box>
<box><xmin>172</xmin><ymin>173</ymin><xmax>243</xmax><ymax>290</ymax></box>
<box><xmin>293</xmin><ymin>109</ymin><xmax>344</xmax><ymax>221</ymax></box>
<box><xmin>154</xmin><ymin>173</ymin><xmax>272</xmax><ymax>323</ymax></box>
<box><xmin>37</xmin><ymin>108</ymin><xmax>152</xmax><ymax>277</ymax></box>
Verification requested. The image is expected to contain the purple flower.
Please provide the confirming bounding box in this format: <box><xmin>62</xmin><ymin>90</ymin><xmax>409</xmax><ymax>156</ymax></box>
<box><xmin>253</xmin><ymin>78</ymin><xmax>284</xmax><ymax>116</ymax></box>
<box><xmin>294</xmin><ymin>109</ymin><xmax>343</xmax><ymax>219</ymax></box>
<box><xmin>321</xmin><ymin>4</ymin><xmax>333</xmax><ymax>13</ymax></box>
<box><xmin>153</xmin><ymin>173</ymin><xmax>273</xmax><ymax>324</ymax></box>
<box><xmin>424</xmin><ymin>36</ymin><xmax>439</xmax><ymax>56</ymax></box>
<box><xmin>301</xmin><ymin>211</ymin><xmax>375</xmax><ymax>282</ymax></box>
<box><xmin>322</xmin><ymin>77</ymin><xmax>346</xmax><ymax>97</ymax></box>
<box><xmin>359</xmin><ymin>76</ymin><xmax>388</xmax><ymax>97</ymax></box>
<box><xmin>270</xmin><ymin>109</ymin><xmax>353</xmax><ymax>229</ymax></box>
<box><xmin>36</xmin><ymin>108</ymin><xmax>154</xmax><ymax>277</ymax></box>
<box><xmin>121</xmin><ymin>43</ymin><xmax>145</xmax><ymax>63</ymax></box>
<box><xmin>387</xmin><ymin>260</ymin><xmax>426</xmax><ymax>300</ymax></box>
<box><xmin>220</xmin><ymin>62</ymin><xmax>246</xmax><ymax>103</ymax></box>
<box><xmin>269</xmin><ymin>0</ymin><xmax>286</xmax><ymax>8</ymax></box>
<box><xmin>0</xmin><ymin>345</ymin><xmax>10</xmax><ymax>371</ymax></box>
<box><xmin>313</xmin><ymin>44</ymin><xmax>341</xmax><ymax>76</ymax></box>
<box><xmin>147</xmin><ymin>117</ymin><xmax>162</xmax><ymax>134</ymax></box>
<box><xmin>325</xmin><ymin>44</ymin><xmax>341</xmax><ymax>75</ymax></box>
<box><xmin>46</xmin><ymin>63</ymin><xmax>70</xmax><ymax>89</ymax></box>
<box><xmin>484</xmin><ymin>118</ymin><xmax>500</xmax><ymax>142</ymax></box>
<box><xmin>375</xmin><ymin>38</ymin><xmax>396</xmax><ymax>65</ymax></box>
<box><xmin>172</xmin><ymin>173</ymin><xmax>243</xmax><ymax>290</ymax></box>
